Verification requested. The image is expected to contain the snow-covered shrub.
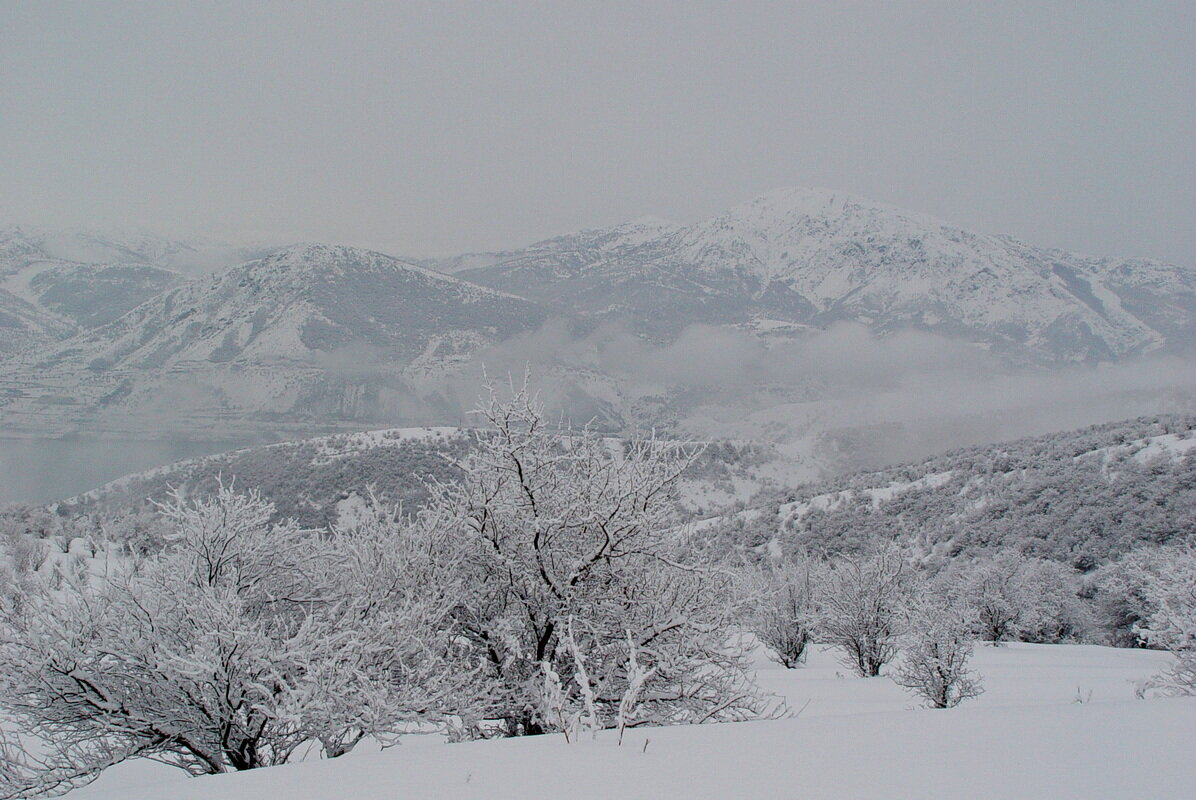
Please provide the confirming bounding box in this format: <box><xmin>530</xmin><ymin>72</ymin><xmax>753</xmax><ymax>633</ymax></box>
<box><xmin>1013</xmin><ymin>559</ymin><xmax>1094</xmax><ymax>644</ymax></box>
<box><xmin>5</xmin><ymin>534</ymin><xmax>49</xmax><ymax>575</ymax></box>
<box><xmin>436</xmin><ymin>382</ymin><xmax>768</xmax><ymax>737</ymax></box>
<box><xmin>953</xmin><ymin>553</ymin><xmax>1024</xmax><ymax>644</ymax></box>
<box><xmin>816</xmin><ymin>545</ymin><xmax>911</xmax><ymax>677</ymax></box>
<box><xmin>535</xmin><ymin>618</ymin><xmax>601</xmax><ymax>743</ymax></box>
<box><xmin>952</xmin><ymin>552</ymin><xmax>1091</xmax><ymax>645</ymax></box>
<box><xmin>96</xmin><ymin>505</ymin><xmax>171</xmax><ymax>557</ymax></box>
<box><xmin>1094</xmin><ymin>544</ymin><xmax>1196</xmax><ymax>649</ymax></box>
<box><xmin>742</xmin><ymin>557</ymin><xmax>820</xmax><ymax>668</ymax></box>
<box><xmin>0</xmin><ymin>505</ymin><xmax>61</xmax><ymax>541</ymax></box>
<box><xmin>616</xmin><ymin>631</ymin><xmax>656</xmax><ymax>745</ymax></box>
<box><xmin>0</xmin><ymin>484</ymin><xmax>464</xmax><ymax>796</ymax></box>
<box><xmin>892</xmin><ymin>593</ymin><xmax>983</xmax><ymax>708</ymax></box>
<box><xmin>1134</xmin><ymin>544</ymin><xmax>1196</xmax><ymax>696</ymax></box>
<box><xmin>1092</xmin><ymin>554</ymin><xmax>1156</xmax><ymax>648</ymax></box>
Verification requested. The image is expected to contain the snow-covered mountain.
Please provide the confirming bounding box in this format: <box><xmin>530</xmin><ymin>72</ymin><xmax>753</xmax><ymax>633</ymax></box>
<box><xmin>453</xmin><ymin>188</ymin><xmax>1196</xmax><ymax>362</ymax></box>
<box><xmin>0</xmin><ymin>245</ymin><xmax>549</xmax><ymax>435</ymax></box>
<box><xmin>4</xmin><ymin>189</ymin><xmax>1194</xmax><ymax>438</ymax></box>
<box><xmin>43</xmin><ymin>244</ymin><xmax>546</xmax><ymax>370</ymax></box>
<box><xmin>0</xmin><ymin>226</ymin><xmax>197</xmax><ymax>351</ymax></box>
<box><xmin>1</xmin><ymin>224</ymin><xmax>266</xmax><ymax>276</ymax></box>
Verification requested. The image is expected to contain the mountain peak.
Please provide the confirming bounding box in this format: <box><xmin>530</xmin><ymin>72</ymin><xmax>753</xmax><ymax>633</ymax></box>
<box><xmin>264</xmin><ymin>242</ymin><xmax>392</xmax><ymax>266</ymax></box>
<box><xmin>719</xmin><ymin>186</ymin><xmax>954</xmax><ymax>233</ymax></box>
<box><xmin>249</xmin><ymin>242</ymin><xmax>462</xmax><ymax>285</ymax></box>
<box><xmin>456</xmin><ymin>187</ymin><xmax>1195</xmax><ymax>363</ymax></box>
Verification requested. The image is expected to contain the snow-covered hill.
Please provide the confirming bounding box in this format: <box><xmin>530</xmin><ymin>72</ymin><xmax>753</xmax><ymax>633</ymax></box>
<box><xmin>454</xmin><ymin>188</ymin><xmax>1196</xmax><ymax>362</ymax></box>
<box><xmin>54</xmin><ymin>426</ymin><xmax>476</xmax><ymax>527</ymax></box>
<box><xmin>40</xmin><ymin>413</ymin><xmax>1194</xmax><ymax>573</ymax></box>
<box><xmin>700</xmin><ymin>414</ymin><xmax>1196</xmax><ymax>564</ymax></box>
<box><xmin>0</xmin><ymin>226</ymin><xmax>186</xmax><ymax>352</ymax></box>
<box><xmin>47</xmin><ymin>424</ymin><xmax>794</xmax><ymax>531</ymax></box>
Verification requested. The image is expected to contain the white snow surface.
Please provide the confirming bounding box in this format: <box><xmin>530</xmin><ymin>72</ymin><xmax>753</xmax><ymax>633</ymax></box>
<box><xmin>1084</xmin><ymin>431</ymin><xmax>1196</xmax><ymax>466</ymax></box>
<box><xmin>64</xmin><ymin>643</ymin><xmax>1194</xmax><ymax>800</ymax></box>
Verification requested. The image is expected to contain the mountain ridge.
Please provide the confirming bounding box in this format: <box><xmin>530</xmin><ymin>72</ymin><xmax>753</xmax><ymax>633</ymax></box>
<box><xmin>29</xmin><ymin>244</ymin><xmax>548</xmax><ymax>370</ymax></box>
<box><xmin>0</xmin><ymin>244</ymin><xmax>550</xmax><ymax>436</ymax></box>
<box><xmin>2</xmin><ymin>189</ymin><xmax>1194</xmax><ymax>437</ymax></box>
<box><xmin>447</xmin><ymin>187</ymin><xmax>1195</xmax><ymax>362</ymax></box>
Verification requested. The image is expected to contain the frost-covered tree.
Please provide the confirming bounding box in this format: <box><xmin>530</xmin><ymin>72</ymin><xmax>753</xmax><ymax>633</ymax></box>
<box><xmin>743</xmin><ymin>557</ymin><xmax>820</xmax><ymax>668</ymax></box>
<box><xmin>892</xmin><ymin>592</ymin><xmax>983</xmax><ymax>708</ymax></box>
<box><xmin>1013</xmin><ymin>559</ymin><xmax>1093</xmax><ymax>644</ymax></box>
<box><xmin>436</xmin><ymin>381</ymin><xmax>768</xmax><ymax>737</ymax></box>
<box><xmin>816</xmin><ymin>545</ymin><xmax>911</xmax><ymax>677</ymax></box>
<box><xmin>954</xmin><ymin>552</ymin><xmax>1090</xmax><ymax>645</ymax></box>
<box><xmin>1134</xmin><ymin>544</ymin><xmax>1196</xmax><ymax>696</ymax></box>
<box><xmin>954</xmin><ymin>553</ymin><xmax>1025</xmax><ymax>644</ymax></box>
<box><xmin>0</xmin><ymin>485</ymin><xmax>463</xmax><ymax>797</ymax></box>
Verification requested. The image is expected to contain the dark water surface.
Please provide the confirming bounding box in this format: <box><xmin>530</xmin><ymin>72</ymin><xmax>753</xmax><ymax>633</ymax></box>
<box><xmin>0</xmin><ymin>438</ymin><xmax>254</xmax><ymax>505</ymax></box>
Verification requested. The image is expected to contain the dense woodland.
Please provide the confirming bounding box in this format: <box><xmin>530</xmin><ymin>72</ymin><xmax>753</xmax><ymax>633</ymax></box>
<box><xmin>707</xmin><ymin>414</ymin><xmax>1196</xmax><ymax>567</ymax></box>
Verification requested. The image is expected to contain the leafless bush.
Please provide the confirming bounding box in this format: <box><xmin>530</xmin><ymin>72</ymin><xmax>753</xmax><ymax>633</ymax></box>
<box><xmin>892</xmin><ymin>593</ymin><xmax>983</xmax><ymax>708</ymax></box>
<box><xmin>743</xmin><ymin>557</ymin><xmax>819</xmax><ymax>668</ymax></box>
<box><xmin>816</xmin><ymin>545</ymin><xmax>912</xmax><ymax>677</ymax></box>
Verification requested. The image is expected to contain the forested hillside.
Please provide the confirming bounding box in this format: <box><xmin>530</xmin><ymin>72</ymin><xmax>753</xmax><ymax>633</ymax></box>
<box><xmin>50</xmin><ymin>428</ymin><xmax>474</xmax><ymax>529</ymax></box>
<box><xmin>708</xmin><ymin>414</ymin><xmax>1196</xmax><ymax>567</ymax></box>
<box><xmin>40</xmin><ymin>427</ymin><xmax>776</xmax><ymax>534</ymax></box>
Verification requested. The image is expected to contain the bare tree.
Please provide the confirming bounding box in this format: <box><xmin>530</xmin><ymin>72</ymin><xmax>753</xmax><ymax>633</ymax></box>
<box><xmin>954</xmin><ymin>552</ymin><xmax>1024</xmax><ymax>645</ymax></box>
<box><xmin>0</xmin><ymin>485</ymin><xmax>463</xmax><ymax>796</ymax></box>
<box><xmin>816</xmin><ymin>545</ymin><xmax>911</xmax><ymax>677</ymax></box>
<box><xmin>892</xmin><ymin>592</ymin><xmax>984</xmax><ymax>708</ymax></box>
<box><xmin>436</xmin><ymin>380</ymin><xmax>768</xmax><ymax>737</ymax></box>
<box><xmin>743</xmin><ymin>557</ymin><xmax>819</xmax><ymax>668</ymax></box>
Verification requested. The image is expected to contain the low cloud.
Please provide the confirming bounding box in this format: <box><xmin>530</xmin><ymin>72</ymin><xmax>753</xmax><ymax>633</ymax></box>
<box><xmin>449</xmin><ymin>318</ymin><xmax>1196</xmax><ymax>470</ymax></box>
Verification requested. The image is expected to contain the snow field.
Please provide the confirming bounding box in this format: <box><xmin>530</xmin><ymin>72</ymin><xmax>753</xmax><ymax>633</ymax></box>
<box><xmin>66</xmin><ymin>642</ymin><xmax>1193</xmax><ymax>800</ymax></box>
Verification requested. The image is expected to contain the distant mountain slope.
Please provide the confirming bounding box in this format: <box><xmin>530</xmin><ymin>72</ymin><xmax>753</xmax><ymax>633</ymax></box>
<box><xmin>0</xmin><ymin>226</ymin><xmax>186</xmax><ymax>349</ymax></box>
<box><xmin>704</xmin><ymin>414</ymin><xmax>1196</xmax><ymax>566</ymax></box>
<box><xmin>1</xmin><ymin>225</ymin><xmax>266</xmax><ymax>276</ymax></box>
<box><xmin>453</xmin><ymin>188</ymin><xmax>1196</xmax><ymax>362</ymax></box>
<box><xmin>421</xmin><ymin>217</ymin><xmax>680</xmax><ymax>275</ymax></box>
<box><xmin>0</xmin><ymin>245</ymin><xmax>550</xmax><ymax>434</ymax></box>
<box><xmin>23</xmin><ymin>263</ymin><xmax>182</xmax><ymax>329</ymax></box>
<box><xmin>44</xmin><ymin>244</ymin><xmax>548</xmax><ymax>369</ymax></box>
<box><xmin>0</xmin><ymin>288</ymin><xmax>76</xmax><ymax>355</ymax></box>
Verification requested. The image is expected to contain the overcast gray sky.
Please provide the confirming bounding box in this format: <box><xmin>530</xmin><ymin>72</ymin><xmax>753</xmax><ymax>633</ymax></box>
<box><xmin>2</xmin><ymin>1</ymin><xmax>1193</xmax><ymax>263</ymax></box>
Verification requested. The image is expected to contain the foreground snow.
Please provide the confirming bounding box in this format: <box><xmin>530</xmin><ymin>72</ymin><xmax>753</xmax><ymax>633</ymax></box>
<box><xmin>67</xmin><ymin>643</ymin><xmax>1194</xmax><ymax>800</ymax></box>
